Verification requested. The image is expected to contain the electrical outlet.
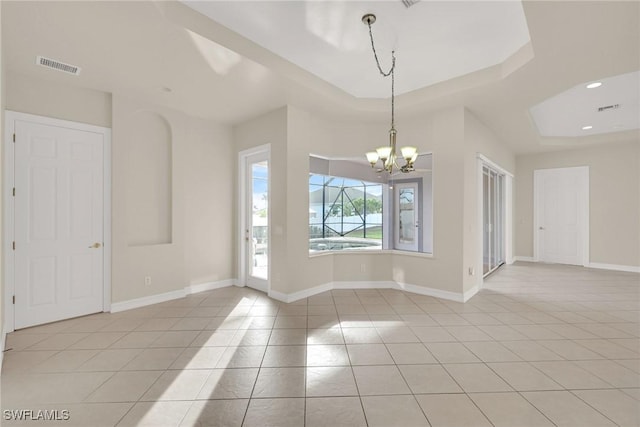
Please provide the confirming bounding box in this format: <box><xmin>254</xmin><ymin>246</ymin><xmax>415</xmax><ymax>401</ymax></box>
<box><xmin>468</xmin><ymin>267</ymin><xmax>475</xmax><ymax>276</ymax></box>
<box><xmin>144</xmin><ymin>276</ymin><xmax>152</xmax><ymax>286</ymax></box>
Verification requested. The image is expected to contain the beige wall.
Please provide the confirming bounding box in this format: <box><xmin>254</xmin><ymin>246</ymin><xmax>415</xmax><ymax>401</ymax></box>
<box><xmin>515</xmin><ymin>140</ymin><xmax>640</xmax><ymax>267</ymax></box>
<box><xmin>235</xmin><ymin>105</ymin><xmax>511</xmax><ymax>298</ymax></box>
<box><xmin>5</xmin><ymin>74</ymin><xmax>235</xmax><ymax>307</ymax></box>
<box><xmin>6</xmin><ymin>71</ymin><xmax>111</xmax><ymax>128</ymax></box>
<box><xmin>183</xmin><ymin>116</ymin><xmax>234</xmax><ymax>286</ymax></box>
<box><xmin>112</xmin><ymin>94</ymin><xmax>234</xmax><ymax>302</ymax></box>
<box><xmin>233</xmin><ymin>107</ymin><xmax>291</xmax><ymax>293</ymax></box>
<box><xmin>391</xmin><ymin>107</ymin><xmax>467</xmax><ymax>293</ymax></box>
<box><xmin>463</xmin><ymin>110</ymin><xmax>516</xmax><ymax>291</ymax></box>
<box><xmin>301</xmin><ymin>107</ymin><xmax>469</xmax><ymax>293</ymax></box>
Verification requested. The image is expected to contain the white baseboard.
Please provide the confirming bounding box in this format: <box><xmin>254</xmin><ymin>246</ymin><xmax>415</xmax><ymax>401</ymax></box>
<box><xmin>0</xmin><ymin>327</ymin><xmax>7</xmax><ymax>372</ymax></box>
<box><xmin>396</xmin><ymin>282</ymin><xmax>467</xmax><ymax>303</ymax></box>
<box><xmin>111</xmin><ymin>279</ymin><xmax>236</xmax><ymax>313</ymax></box>
<box><xmin>110</xmin><ymin>276</ymin><xmax>479</xmax><ymax>313</ymax></box>
<box><xmin>588</xmin><ymin>263</ymin><xmax>640</xmax><ymax>274</ymax></box>
<box><xmin>269</xmin><ymin>280</ymin><xmax>469</xmax><ymax>304</ymax></box>
<box><xmin>512</xmin><ymin>257</ymin><xmax>639</xmax><ymax>274</ymax></box>
<box><xmin>269</xmin><ymin>283</ymin><xmax>334</xmax><ymax>304</ymax></box>
<box><xmin>186</xmin><ymin>279</ymin><xmax>236</xmax><ymax>295</ymax></box>
<box><xmin>110</xmin><ymin>289</ymin><xmax>187</xmax><ymax>313</ymax></box>
<box><xmin>333</xmin><ymin>281</ymin><xmax>397</xmax><ymax>290</ymax></box>
<box><xmin>463</xmin><ymin>285</ymin><xmax>480</xmax><ymax>302</ymax></box>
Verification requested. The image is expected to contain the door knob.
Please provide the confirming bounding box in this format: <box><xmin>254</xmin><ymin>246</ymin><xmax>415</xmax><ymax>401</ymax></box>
<box><xmin>89</xmin><ymin>242</ymin><xmax>102</xmax><ymax>249</ymax></box>
<box><xmin>539</xmin><ymin>227</ymin><xmax>545</xmax><ymax>230</ymax></box>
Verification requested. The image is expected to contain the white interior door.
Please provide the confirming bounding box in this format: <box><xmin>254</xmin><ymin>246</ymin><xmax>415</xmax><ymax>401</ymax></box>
<box><xmin>14</xmin><ymin>119</ymin><xmax>105</xmax><ymax>329</ymax></box>
<box><xmin>244</xmin><ymin>151</ymin><xmax>269</xmax><ymax>292</ymax></box>
<box><xmin>395</xmin><ymin>182</ymin><xmax>419</xmax><ymax>251</ymax></box>
<box><xmin>535</xmin><ymin>167</ymin><xmax>589</xmax><ymax>266</ymax></box>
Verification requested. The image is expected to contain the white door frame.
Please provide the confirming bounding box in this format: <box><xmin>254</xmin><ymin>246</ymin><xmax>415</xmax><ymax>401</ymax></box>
<box><xmin>3</xmin><ymin>111</ymin><xmax>112</xmax><ymax>332</ymax></box>
<box><xmin>237</xmin><ymin>144</ymin><xmax>271</xmax><ymax>292</ymax></box>
<box><xmin>476</xmin><ymin>154</ymin><xmax>513</xmax><ymax>290</ymax></box>
<box><xmin>534</xmin><ymin>166</ymin><xmax>589</xmax><ymax>266</ymax></box>
<box><xmin>394</xmin><ymin>181</ymin><xmax>420</xmax><ymax>252</ymax></box>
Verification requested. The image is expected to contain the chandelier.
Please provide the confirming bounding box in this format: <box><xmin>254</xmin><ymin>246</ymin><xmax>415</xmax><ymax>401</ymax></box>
<box><xmin>362</xmin><ymin>13</ymin><xmax>417</xmax><ymax>174</ymax></box>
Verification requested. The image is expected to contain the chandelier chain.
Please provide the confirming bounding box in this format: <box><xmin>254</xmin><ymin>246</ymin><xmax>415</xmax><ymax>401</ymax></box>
<box><xmin>366</xmin><ymin>21</ymin><xmax>395</xmax><ymax>78</ymax></box>
<box><xmin>366</xmin><ymin>20</ymin><xmax>396</xmax><ymax>128</ymax></box>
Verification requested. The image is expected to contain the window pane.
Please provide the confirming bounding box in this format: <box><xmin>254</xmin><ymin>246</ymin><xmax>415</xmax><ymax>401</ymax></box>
<box><xmin>398</xmin><ymin>187</ymin><xmax>416</xmax><ymax>244</ymax></box>
<box><xmin>309</xmin><ymin>173</ymin><xmax>382</xmax><ymax>252</ymax></box>
<box><xmin>251</xmin><ymin>161</ymin><xmax>268</xmax><ymax>280</ymax></box>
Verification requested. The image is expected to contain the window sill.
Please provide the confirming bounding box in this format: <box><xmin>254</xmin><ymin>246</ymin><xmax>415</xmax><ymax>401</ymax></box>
<box><xmin>309</xmin><ymin>249</ymin><xmax>434</xmax><ymax>259</ymax></box>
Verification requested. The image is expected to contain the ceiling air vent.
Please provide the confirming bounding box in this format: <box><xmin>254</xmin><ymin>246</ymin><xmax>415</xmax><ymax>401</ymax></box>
<box><xmin>401</xmin><ymin>0</ymin><xmax>421</xmax><ymax>8</ymax></box>
<box><xmin>597</xmin><ymin>104</ymin><xmax>620</xmax><ymax>112</ymax></box>
<box><xmin>36</xmin><ymin>56</ymin><xmax>81</xmax><ymax>76</ymax></box>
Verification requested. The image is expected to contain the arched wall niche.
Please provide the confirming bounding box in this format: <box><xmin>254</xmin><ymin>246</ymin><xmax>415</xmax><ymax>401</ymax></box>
<box><xmin>125</xmin><ymin>110</ymin><xmax>173</xmax><ymax>246</ymax></box>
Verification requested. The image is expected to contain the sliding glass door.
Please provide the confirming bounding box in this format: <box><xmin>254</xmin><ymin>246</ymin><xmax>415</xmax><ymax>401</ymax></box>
<box><xmin>483</xmin><ymin>166</ymin><xmax>505</xmax><ymax>276</ymax></box>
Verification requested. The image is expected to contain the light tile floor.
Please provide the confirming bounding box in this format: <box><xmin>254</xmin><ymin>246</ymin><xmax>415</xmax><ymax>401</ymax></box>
<box><xmin>1</xmin><ymin>262</ymin><xmax>639</xmax><ymax>426</ymax></box>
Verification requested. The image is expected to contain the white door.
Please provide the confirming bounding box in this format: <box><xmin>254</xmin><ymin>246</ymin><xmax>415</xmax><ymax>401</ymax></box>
<box><xmin>244</xmin><ymin>151</ymin><xmax>269</xmax><ymax>292</ymax></box>
<box><xmin>14</xmin><ymin>119</ymin><xmax>105</xmax><ymax>329</ymax></box>
<box><xmin>395</xmin><ymin>182</ymin><xmax>419</xmax><ymax>251</ymax></box>
<box><xmin>535</xmin><ymin>166</ymin><xmax>589</xmax><ymax>266</ymax></box>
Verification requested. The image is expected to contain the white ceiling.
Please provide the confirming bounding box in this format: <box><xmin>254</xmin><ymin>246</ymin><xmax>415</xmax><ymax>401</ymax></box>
<box><xmin>530</xmin><ymin>71</ymin><xmax>639</xmax><ymax>137</ymax></box>
<box><xmin>2</xmin><ymin>1</ymin><xmax>639</xmax><ymax>154</ymax></box>
<box><xmin>183</xmin><ymin>0</ymin><xmax>531</xmax><ymax>98</ymax></box>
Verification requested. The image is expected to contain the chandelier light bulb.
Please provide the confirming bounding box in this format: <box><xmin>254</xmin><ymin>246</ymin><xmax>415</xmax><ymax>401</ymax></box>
<box><xmin>401</xmin><ymin>146</ymin><xmax>417</xmax><ymax>161</ymax></box>
<box><xmin>366</xmin><ymin>151</ymin><xmax>380</xmax><ymax>165</ymax></box>
<box><xmin>376</xmin><ymin>146</ymin><xmax>392</xmax><ymax>160</ymax></box>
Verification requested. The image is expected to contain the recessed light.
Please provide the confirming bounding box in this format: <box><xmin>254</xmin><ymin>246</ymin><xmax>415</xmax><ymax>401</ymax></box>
<box><xmin>586</xmin><ymin>82</ymin><xmax>602</xmax><ymax>89</ymax></box>
<box><xmin>582</xmin><ymin>125</ymin><xmax>593</xmax><ymax>130</ymax></box>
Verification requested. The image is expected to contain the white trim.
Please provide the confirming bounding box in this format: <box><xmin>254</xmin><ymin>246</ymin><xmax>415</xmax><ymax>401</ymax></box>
<box><xmin>3</xmin><ymin>111</ymin><xmax>112</xmax><ymax>332</ymax></box>
<box><xmin>269</xmin><ymin>283</ymin><xmax>334</xmax><ymax>303</ymax></box>
<box><xmin>333</xmin><ymin>281</ymin><xmax>397</xmax><ymax>290</ymax></box>
<box><xmin>394</xmin><ymin>182</ymin><xmax>420</xmax><ymax>252</ymax></box>
<box><xmin>102</xmin><ymin>128</ymin><xmax>112</xmax><ymax>313</ymax></box>
<box><xmin>0</xmin><ymin>327</ymin><xmax>7</xmax><ymax>371</ymax></box>
<box><xmin>269</xmin><ymin>280</ymin><xmax>471</xmax><ymax>304</ymax></box>
<box><xmin>110</xmin><ymin>279</ymin><xmax>237</xmax><ymax>313</ymax></box>
<box><xmin>476</xmin><ymin>153</ymin><xmax>514</xmax><ymax>177</ymax></box>
<box><xmin>514</xmin><ymin>256</ymin><xmax>536</xmax><ymax>262</ymax></box>
<box><xmin>396</xmin><ymin>282</ymin><xmax>467</xmax><ymax>303</ymax></box>
<box><xmin>510</xmin><ymin>257</ymin><xmax>639</xmax><ymax>273</ymax></box>
<box><xmin>588</xmin><ymin>263</ymin><xmax>640</xmax><ymax>274</ymax></box>
<box><xmin>463</xmin><ymin>286</ymin><xmax>480</xmax><ymax>302</ymax></box>
<box><xmin>476</xmin><ymin>157</ymin><xmax>484</xmax><ymax>289</ymax></box>
<box><xmin>110</xmin><ymin>289</ymin><xmax>187</xmax><ymax>313</ymax></box>
<box><xmin>3</xmin><ymin>113</ymin><xmax>16</xmax><ymax>332</ymax></box>
<box><xmin>309</xmin><ymin>250</ymin><xmax>434</xmax><ymax>259</ymax></box>
<box><xmin>186</xmin><ymin>279</ymin><xmax>236</xmax><ymax>295</ymax></box>
<box><xmin>505</xmin><ymin>175</ymin><xmax>514</xmax><ymax>265</ymax></box>
<box><xmin>238</xmin><ymin>144</ymin><xmax>271</xmax><ymax>293</ymax></box>
<box><xmin>534</xmin><ymin>166</ymin><xmax>589</xmax><ymax>267</ymax></box>
<box><xmin>476</xmin><ymin>154</ymin><xmax>512</xmax><ymax>290</ymax></box>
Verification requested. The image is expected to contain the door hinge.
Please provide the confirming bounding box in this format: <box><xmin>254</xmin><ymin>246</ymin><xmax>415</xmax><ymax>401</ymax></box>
<box><xmin>12</xmin><ymin>295</ymin><xmax>15</xmax><ymax>305</ymax></box>
<box><xmin>13</xmin><ymin>133</ymin><xmax>16</xmax><ymax>143</ymax></box>
<box><xmin>12</xmin><ymin>187</ymin><xmax>15</xmax><ymax>197</ymax></box>
<box><xmin>12</xmin><ymin>241</ymin><xmax>15</xmax><ymax>250</ymax></box>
